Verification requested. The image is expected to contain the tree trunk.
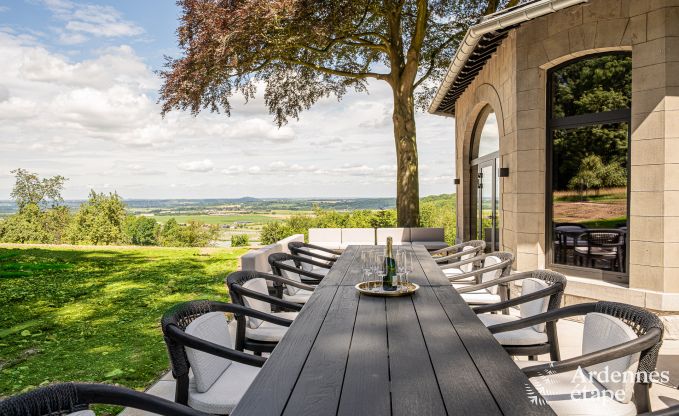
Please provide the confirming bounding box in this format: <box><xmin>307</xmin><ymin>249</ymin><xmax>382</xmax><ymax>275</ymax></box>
<box><xmin>392</xmin><ymin>91</ymin><xmax>420</xmax><ymax>227</ymax></box>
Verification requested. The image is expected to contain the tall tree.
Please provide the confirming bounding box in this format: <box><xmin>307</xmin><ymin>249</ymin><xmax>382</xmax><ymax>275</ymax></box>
<box><xmin>160</xmin><ymin>0</ymin><xmax>518</xmax><ymax>226</ymax></box>
<box><xmin>10</xmin><ymin>168</ymin><xmax>66</xmax><ymax>211</ymax></box>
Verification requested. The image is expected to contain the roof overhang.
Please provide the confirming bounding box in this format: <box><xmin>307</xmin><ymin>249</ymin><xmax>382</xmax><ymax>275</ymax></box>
<box><xmin>428</xmin><ymin>0</ymin><xmax>588</xmax><ymax>117</ymax></box>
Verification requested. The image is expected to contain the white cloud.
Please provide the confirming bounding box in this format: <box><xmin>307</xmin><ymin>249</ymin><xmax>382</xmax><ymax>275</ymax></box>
<box><xmin>178</xmin><ymin>159</ymin><xmax>214</xmax><ymax>173</ymax></box>
<box><xmin>41</xmin><ymin>0</ymin><xmax>143</xmax><ymax>44</ymax></box>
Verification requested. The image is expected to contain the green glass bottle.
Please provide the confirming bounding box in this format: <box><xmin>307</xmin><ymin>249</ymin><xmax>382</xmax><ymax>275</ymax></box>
<box><xmin>383</xmin><ymin>237</ymin><xmax>397</xmax><ymax>291</ymax></box>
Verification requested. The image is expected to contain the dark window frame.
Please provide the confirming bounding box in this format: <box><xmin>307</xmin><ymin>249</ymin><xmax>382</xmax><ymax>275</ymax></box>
<box><xmin>545</xmin><ymin>52</ymin><xmax>632</xmax><ymax>283</ymax></box>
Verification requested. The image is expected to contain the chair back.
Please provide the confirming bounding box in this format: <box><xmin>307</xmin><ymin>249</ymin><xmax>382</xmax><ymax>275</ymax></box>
<box><xmin>578</xmin><ymin>229</ymin><xmax>625</xmax><ymax>250</ymax></box>
<box><xmin>288</xmin><ymin>241</ymin><xmax>338</xmax><ymax>265</ymax></box>
<box><xmin>479</xmin><ymin>251</ymin><xmax>513</xmax><ymax>290</ymax></box>
<box><xmin>0</xmin><ymin>382</ymin><xmax>207</xmax><ymax>416</ymax></box>
<box><xmin>518</xmin><ymin>270</ymin><xmax>567</xmax><ymax>333</ymax></box>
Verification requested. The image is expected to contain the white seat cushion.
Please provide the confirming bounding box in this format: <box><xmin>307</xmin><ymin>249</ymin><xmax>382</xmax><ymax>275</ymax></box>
<box><xmin>279</xmin><ymin>260</ymin><xmax>303</xmax><ymax>296</ymax></box>
<box><xmin>582</xmin><ymin>313</ymin><xmax>641</xmax><ymax>404</ymax></box>
<box><xmin>478</xmin><ymin>314</ymin><xmax>548</xmax><ymax>346</ymax></box>
<box><xmin>241</xmin><ymin>278</ymin><xmax>271</xmax><ymax>329</ymax></box>
<box><xmin>460</xmin><ymin>290</ymin><xmax>501</xmax><ymax>305</ymax></box>
<box><xmin>515</xmin><ymin>360</ymin><xmax>637</xmax><ymax>416</ymax></box>
<box><xmin>283</xmin><ymin>289</ymin><xmax>313</xmax><ymax>304</ymax></box>
<box><xmin>245</xmin><ymin>311</ymin><xmax>298</xmax><ymax>342</ymax></box>
<box><xmin>520</xmin><ymin>278</ymin><xmax>551</xmax><ymax>332</ymax></box>
<box><xmin>480</xmin><ymin>256</ymin><xmax>502</xmax><ymax>294</ymax></box>
<box><xmin>187</xmin><ymin>361</ymin><xmax>260</xmax><ymax>415</ymax></box>
<box><xmin>185</xmin><ymin>312</ymin><xmax>233</xmax><ymax>393</ymax></box>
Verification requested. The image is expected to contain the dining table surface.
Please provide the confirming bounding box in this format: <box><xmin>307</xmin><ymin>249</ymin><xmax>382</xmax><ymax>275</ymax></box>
<box><xmin>231</xmin><ymin>245</ymin><xmax>555</xmax><ymax>416</ymax></box>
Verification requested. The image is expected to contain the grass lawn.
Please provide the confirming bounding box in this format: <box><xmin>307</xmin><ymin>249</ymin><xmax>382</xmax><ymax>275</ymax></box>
<box><xmin>0</xmin><ymin>245</ymin><xmax>246</xmax><ymax>414</ymax></box>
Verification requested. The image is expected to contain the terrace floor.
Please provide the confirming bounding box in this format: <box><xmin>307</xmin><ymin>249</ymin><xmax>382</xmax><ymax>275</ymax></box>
<box><xmin>120</xmin><ymin>314</ymin><xmax>679</xmax><ymax>415</ymax></box>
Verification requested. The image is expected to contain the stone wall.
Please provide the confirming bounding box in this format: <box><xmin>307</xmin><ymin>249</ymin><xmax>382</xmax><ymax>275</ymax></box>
<box><xmin>455</xmin><ymin>0</ymin><xmax>679</xmax><ymax>297</ymax></box>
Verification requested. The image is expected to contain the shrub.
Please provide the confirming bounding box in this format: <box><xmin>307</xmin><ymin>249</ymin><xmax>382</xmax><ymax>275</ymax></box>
<box><xmin>66</xmin><ymin>191</ymin><xmax>127</xmax><ymax>245</ymax></box>
<box><xmin>159</xmin><ymin>218</ymin><xmax>219</xmax><ymax>247</ymax></box>
<box><xmin>260</xmin><ymin>222</ymin><xmax>293</xmax><ymax>245</ymax></box>
<box><xmin>231</xmin><ymin>234</ymin><xmax>249</xmax><ymax>247</ymax></box>
<box><xmin>125</xmin><ymin>216</ymin><xmax>160</xmax><ymax>245</ymax></box>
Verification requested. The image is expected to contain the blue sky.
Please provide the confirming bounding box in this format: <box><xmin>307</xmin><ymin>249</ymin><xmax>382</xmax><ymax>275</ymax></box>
<box><xmin>0</xmin><ymin>0</ymin><xmax>456</xmax><ymax>199</ymax></box>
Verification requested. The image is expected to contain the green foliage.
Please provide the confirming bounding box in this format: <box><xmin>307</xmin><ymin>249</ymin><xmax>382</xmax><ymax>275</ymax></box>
<box><xmin>419</xmin><ymin>194</ymin><xmax>457</xmax><ymax>245</ymax></box>
<box><xmin>0</xmin><ymin>246</ymin><xmax>245</xmax><ymax>410</ymax></box>
<box><xmin>66</xmin><ymin>191</ymin><xmax>128</xmax><ymax>245</ymax></box>
<box><xmin>159</xmin><ymin>218</ymin><xmax>219</xmax><ymax>247</ymax></box>
<box><xmin>259</xmin><ymin>222</ymin><xmax>294</xmax><ymax>245</ymax></box>
<box><xmin>230</xmin><ymin>234</ymin><xmax>250</xmax><ymax>247</ymax></box>
<box><xmin>125</xmin><ymin>216</ymin><xmax>160</xmax><ymax>246</ymax></box>
<box><xmin>10</xmin><ymin>168</ymin><xmax>67</xmax><ymax>210</ymax></box>
<box><xmin>567</xmin><ymin>155</ymin><xmax>627</xmax><ymax>197</ymax></box>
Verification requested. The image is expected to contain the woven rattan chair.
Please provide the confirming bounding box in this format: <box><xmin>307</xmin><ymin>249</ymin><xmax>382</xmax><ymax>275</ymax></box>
<box><xmin>443</xmin><ymin>252</ymin><xmax>514</xmax><ymax>306</ymax></box>
<box><xmin>640</xmin><ymin>405</ymin><xmax>679</xmax><ymax>415</ymax></box>
<box><xmin>468</xmin><ymin>270</ymin><xmax>567</xmax><ymax>361</ymax></box>
<box><xmin>161</xmin><ymin>300</ymin><xmax>286</xmax><ymax>414</ymax></box>
<box><xmin>0</xmin><ymin>382</ymin><xmax>207</xmax><ymax>416</ymax></box>
<box><xmin>430</xmin><ymin>240</ymin><xmax>486</xmax><ymax>265</ymax></box>
<box><xmin>288</xmin><ymin>241</ymin><xmax>340</xmax><ymax>264</ymax></box>
<box><xmin>226</xmin><ymin>271</ymin><xmax>302</xmax><ymax>354</ymax></box>
<box><xmin>489</xmin><ymin>301</ymin><xmax>664</xmax><ymax>415</ymax></box>
<box><xmin>574</xmin><ymin>229</ymin><xmax>626</xmax><ymax>272</ymax></box>
<box><xmin>268</xmin><ymin>252</ymin><xmax>331</xmax><ymax>285</ymax></box>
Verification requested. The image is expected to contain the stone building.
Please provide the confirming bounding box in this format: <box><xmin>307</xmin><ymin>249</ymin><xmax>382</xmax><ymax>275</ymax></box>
<box><xmin>430</xmin><ymin>0</ymin><xmax>679</xmax><ymax>332</ymax></box>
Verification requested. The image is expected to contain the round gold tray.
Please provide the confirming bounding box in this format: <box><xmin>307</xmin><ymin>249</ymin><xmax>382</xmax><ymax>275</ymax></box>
<box><xmin>355</xmin><ymin>280</ymin><xmax>420</xmax><ymax>297</ymax></box>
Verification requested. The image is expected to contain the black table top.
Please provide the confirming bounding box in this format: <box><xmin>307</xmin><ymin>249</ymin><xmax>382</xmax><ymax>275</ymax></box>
<box><xmin>232</xmin><ymin>245</ymin><xmax>555</xmax><ymax>416</ymax></box>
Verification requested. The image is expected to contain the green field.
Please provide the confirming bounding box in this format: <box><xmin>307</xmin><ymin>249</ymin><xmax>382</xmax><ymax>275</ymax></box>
<box><xmin>0</xmin><ymin>246</ymin><xmax>246</xmax><ymax>413</ymax></box>
<box><xmin>152</xmin><ymin>213</ymin><xmax>284</xmax><ymax>225</ymax></box>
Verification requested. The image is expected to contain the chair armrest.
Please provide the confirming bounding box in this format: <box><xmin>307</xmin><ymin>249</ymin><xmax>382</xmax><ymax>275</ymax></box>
<box><xmin>447</xmin><ymin>261</ymin><xmax>510</xmax><ymax>283</ymax></box>
<box><xmin>521</xmin><ymin>328</ymin><xmax>662</xmax><ymax>378</ymax></box>
<box><xmin>457</xmin><ymin>271</ymin><xmax>534</xmax><ymax>293</ymax></box>
<box><xmin>234</xmin><ymin>284</ymin><xmax>303</xmax><ymax>312</ymax></box>
<box><xmin>164</xmin><ymin>325</ymin><xmax>267</xmax><ymax>368</ymax></box>
<box><xmin>487</xmin><ymin>303</ymin><xmax>597</xmax><ymax>334</ymax></box>
<box><xmin>304</xmin><ymin>243</ymin><xmax>342</xmax><ymax>256</ymax></box>
<box><xmin>430</xmin><ymin>242</ymin><xmax>464</xmax><ymax>256</ymax></box>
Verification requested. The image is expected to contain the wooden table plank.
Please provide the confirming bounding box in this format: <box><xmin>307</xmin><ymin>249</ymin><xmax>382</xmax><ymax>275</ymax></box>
<box><xmin>386</xmin><ymin>295</ymin><xmax>447</xmax><ymax>416</ymax></box>
<box><xmin>432</xmin><ymin>286</ymin><xmax>556</xmax><ymax>415</ymax></box>
<box><xmin>411</xmin><ymin>244</ymin><xmax>452</xmax><ymax>286</ymax></box>
<box><xmin>337</xmin><ymin>295</ymin><xmax>391</xmax><ymax>416</ymax></box>
<box><xmin>316</xmin><ymin>245</ymin><xmax>358</xmax><ymax>287</ymax></box>
<box><xmin>412</xmin><ymin>286</ymin><xmax>503</xmax><ymax>415</ymax></box>
<box><xmin>283</xmin><ymin>286</ymin><xmax>360</xmax><ymax>416</ymax></box>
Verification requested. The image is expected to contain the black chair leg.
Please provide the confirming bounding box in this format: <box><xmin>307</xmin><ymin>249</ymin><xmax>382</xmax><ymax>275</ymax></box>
<box><xmin>528</xmin><ymin>355</ymin><xmax>537</xmax><ymax>361</ymax></box>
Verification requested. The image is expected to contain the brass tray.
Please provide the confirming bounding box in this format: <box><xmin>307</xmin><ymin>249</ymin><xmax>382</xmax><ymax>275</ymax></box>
<box><xmin>355</xmin><ymin>280</ymin><xmax>420</xmax><ymax>297</ymax></box>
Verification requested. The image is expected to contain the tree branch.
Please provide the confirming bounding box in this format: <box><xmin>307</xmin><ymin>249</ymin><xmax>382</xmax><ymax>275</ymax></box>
<box><xmin>413</xmin><ymin>33</ymin><xmax>459</xmax><ymax>88</ymax></box>
<box><xmin>281</xmin><ymin>58</ymin><xmax>389</xmax><ymax>81</ymax></box>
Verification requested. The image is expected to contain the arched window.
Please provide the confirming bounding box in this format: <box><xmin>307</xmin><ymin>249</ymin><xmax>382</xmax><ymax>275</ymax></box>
<box><xmin>547</xmin><ymin>53</ymin><xmax>631</xmax><ymax>281</ymax></box>
<box><xmin>470</xmin><ymin>105</ymin><xmax>500</xmax><ymax>251</ymax></box>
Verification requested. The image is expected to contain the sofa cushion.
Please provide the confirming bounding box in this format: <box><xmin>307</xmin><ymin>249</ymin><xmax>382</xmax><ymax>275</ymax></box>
<box><xmin>409</xmin><ymin>227</ymin><xmax>444</xmax><ymax>241</ymax></box>
<box><xmin>309</xmin><ymin>228</ymin><xmax>342</xmax><ymax>249</ymax></box>
<box><xmin>283</xmin><ymin>289</ymin><xmax>313</xmax><ymax>304</ymax></box>
<box><xmin>341</xmin><ymin>228</ymin><xmax>375</xmax><ymax>246</ymax></box>
<box><xmin>411</xmin><ymin>241</ymin><xmax>449</xmax><ymax>251</ymax></box>
<box><xmin>376</xmin><ymin>228</ymin><xmax>410</xmax><ymax>245</ymax></box>
<box><xmin>460</xmin><ymin>290</ymin><xmax>501</xmax><ymax>305</ymax></box>
<box><xmin>185</xmin><ymin>312</ymin><xmax>233</xmax><ymax>393</ymax></box>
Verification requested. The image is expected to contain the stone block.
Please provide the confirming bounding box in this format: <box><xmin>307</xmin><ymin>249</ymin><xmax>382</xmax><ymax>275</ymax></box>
<box><xmin>595</xmin><ymin>18</ymin><xmax>629</xmax><ymax>48</ymax></box>
<box><xmin>631</xmin><ymin>163</ymin><xmax>664</xmax><ymax>191</ymax></box>
<box><xmin>630</xmin><ymin>191</ymin><xmax>664</xmax><ymax>216</ymax></box>
<box><xmin>648</xmin><ymin>7</ymin><xmax>679</xmax><ymax>40</ymax></box>
<box><xmin>517</xmin><ymin>17</ymin><xmax>548</xmax><ymax>49</ymax></box>
<box><xmin>516</xmin><ymin>212</ymin><xmax>543</xmax><ymax>234</ymax></box>
<box><xmin>666</xmin><ymin>191</ymin><xmax>679</xmax><ymax>215</ymax></box>
<box><xmin>622</xmin><ymin>14</ymin><xmax>647</xmax><ymax>45</ymax></box>
<box><xmin>583</xmin><ymin>0</ymin><xmax>623</xmax><ymax>22</ymax></box>
<box><xmin>516</xmin><ymin>109</ymin><xmax>542</xmax><ymax>130</ymax></box>
<box><xmin>515</xmin><ymin>171</ymin><xmax>544</xmax><ymax>194</ymax></box>
<box><xmin>665</xmin><ymin>138</ymin><xmax>679</xmax><ymax>163</ymax></box>
<box><xmin>515</xmin><ymin>149</ymin><xmax>542</xmax><ymax>172</ymax></box>
<box><xmin>632</xmin><ymin>87</ymin><xmax>666</xmax><ymax>115</ymax></box>
<box><xmin>542</xmin><ymin>34</ymin><xmax>572</xmax><ymax>63</ymax></box>
<box><xmin>665</xmin><ymin>163</ymin><xmax>679</xmax><ymax>189</ymax></box>
<box><xmin>632</xmin><ymin>111</ymin><xmax>664</xmax><ymax>139</ymax></box>
<box><xmin>517</xmin><ymin>68</ymin><xmax>540</xmax><ymax>92</ymax></box>
<box><xmin>630</xmin><ymin>0</ymin><xmax>651</xmax><ymax>16</ymax></box>
<box><xmin>516</xmin><ymin>251</ymin><xmax>539</xmax><ymax>271</ymax></box>
<box><xmin>630</xmin><ymin>240</ymin><xmax>664</xmax><ymax>266</ymax></box>
<box><xmin>516</xmin><ymin>193</ymin><xmax>544</xmax><ymax>213</ymax></box>
<box><xmin>630</xmin><ymin>216</ymin><xmax>664</xmax><ymax>242</ymax></box>
<box><xmin>632</xmin><ymin>63</ymin><xmax>667</xmax><ymax>91</ymax></box>
<box><xmin>632</xmin><ymin>37</ymin><xmax>669</xmax><ymax>69</ymax></box>
<box><xmin>629</xmin><ymin>264</ymin><xmax>664</xmax><ymax>291</ymax></box>
<box><xmin>548</xmin><ymin>6</ymin><xmax>583</xmax><ymax>37</ymax></box>
<box><xmin>630</xmin><ymin>138</ymin><xmax>664</xmax><ymax>165</ymax></box>
<box><xmin>516</xmin><ymin>89</ymin><xmax>541</xmax><ymax>112</ymax></box>
<box><xmin>516</xmin><ymin>128</ymin><xmax>545</xmax><ymax>151</ymax></box>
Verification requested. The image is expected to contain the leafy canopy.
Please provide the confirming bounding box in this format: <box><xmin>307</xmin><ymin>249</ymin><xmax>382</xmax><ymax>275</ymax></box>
<box><xmin>10</xmin><ymin>168</ymin><xmax>66</xmax><ymax>210</ymax></box>
<box><xmin>160</xmin><ymin>0</ymin><xmax>518</xmax><ymax>125</ymax></box>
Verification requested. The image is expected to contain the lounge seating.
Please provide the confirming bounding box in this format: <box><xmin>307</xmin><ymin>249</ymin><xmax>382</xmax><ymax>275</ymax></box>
<box><xmin>490</xmin><ymin>302</ymin><xmax>664</xmax><ymax>415</ymax></box>
<box><xmin>240</xmin><ymin>234</ymin><xmax>304</xmax><ymax>274</ymax></box>
<box><xmin>444</xmin><ymin>252</ymin><xmax>514</xmax><ymax>305</ymax></box>
<box><xmin>288</xmin><ymin>241</ymin><xmax>339</xmax><ymax>265</ymax></box>
<box><xmin>410</xmin><ymin>227</ymin><xmax>448</xmax><ymax>251</ymax></box>
<box><xmin>471</xmin><ymin>270</ymin><xmax>567</xmax><ymax>360</ymax></box>
<box><xmin>308</xmin><ymin>228</ymin><xmax>342</xmax><ymax>250</ymax></box>
<box><xmin>0</xmin><ymin>382</ymin><xmax>207</xmax><ymax>416</ymax></box>
<box><xmin>161</xmin><ymin>300</ymin><xmax>281</xmax><ymax>415</ymax></box>
<box><xmin>376</xmin><ymin>227</ymin><xmax>410</xmax><ymax>245</ymax></box>
<box><xmin>226</xmin><ymin>271</ymin><xmax>302</xmax><ymax>354</ymax></box>
<box><xmin>340</xmin><ymin>228</ymin><xmax>376</xmax><ymax>249</ymax></box>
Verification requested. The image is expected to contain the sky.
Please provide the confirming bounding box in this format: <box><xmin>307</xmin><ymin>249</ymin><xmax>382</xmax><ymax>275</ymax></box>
<box><xmin>0</xmin><ymin>0</ymin><xmax>456</xmax><ymax>200</ymax></box>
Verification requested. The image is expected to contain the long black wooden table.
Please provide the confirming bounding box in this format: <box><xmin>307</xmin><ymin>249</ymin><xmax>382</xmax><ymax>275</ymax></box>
<box><xmin>232</xmin><ymin>245</ymin><xmax>555</xmax><ymax>416</ymax></box>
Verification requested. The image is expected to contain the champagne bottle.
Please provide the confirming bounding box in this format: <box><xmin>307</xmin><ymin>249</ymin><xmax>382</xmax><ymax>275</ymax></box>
<box><xmin>383</xmin><ymin>237</ymin><xmax>397</xmax><ymax>291</ymax></box>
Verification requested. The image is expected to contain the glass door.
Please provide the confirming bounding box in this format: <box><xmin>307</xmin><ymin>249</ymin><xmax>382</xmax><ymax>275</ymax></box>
<box><xmin>477</xmin><ymin>160</ymin><xmax>499</xmax><ymax>252</ymax></box>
